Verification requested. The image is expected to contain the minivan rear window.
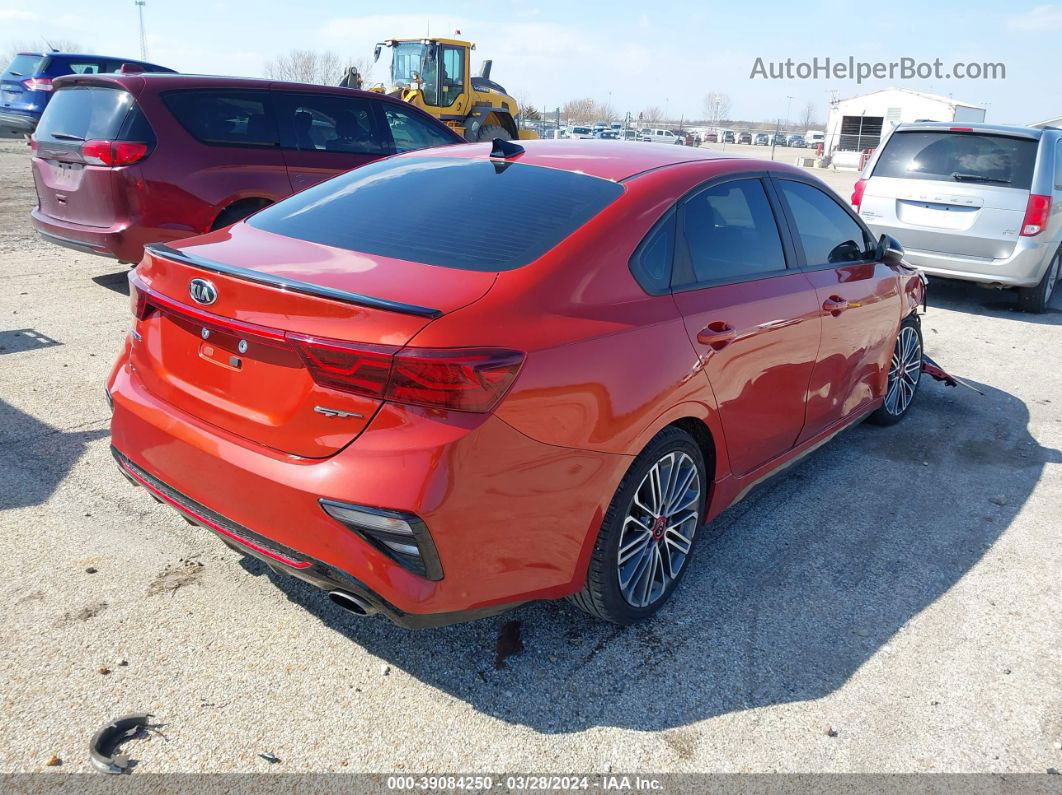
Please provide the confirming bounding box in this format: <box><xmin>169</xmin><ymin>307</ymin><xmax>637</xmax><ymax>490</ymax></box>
<box><xmin>35</xmin><ymin>86</ymin><xmax>147</xmax><ymax>142</ymax></box>
<box><xmin>873</xmin><ymin>130</ymin><xmax>1038</xmax><ymax>189</ymax></box>
<box><xmin>249</xmin><ymin>157</ymin><xmax>624</xmax><ymax>271</ymax></box>
<box><xmin>3</xmin><ymin>54</ymin><xmax>44</xmax><ymax>78</ymax></box>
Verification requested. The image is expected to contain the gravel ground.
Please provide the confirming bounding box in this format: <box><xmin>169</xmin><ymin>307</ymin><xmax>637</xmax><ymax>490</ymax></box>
<box><xmin>0</xmin><ymin>137</ymin><xmax>1059</xmax><ymax>775</ymax></box>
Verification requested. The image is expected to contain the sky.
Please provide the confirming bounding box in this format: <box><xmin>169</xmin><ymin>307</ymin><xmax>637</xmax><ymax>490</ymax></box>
<box><xmin>2</xmin><ymin>0</ymin><xmax>1060</xmax><ymax>126</ymax></box>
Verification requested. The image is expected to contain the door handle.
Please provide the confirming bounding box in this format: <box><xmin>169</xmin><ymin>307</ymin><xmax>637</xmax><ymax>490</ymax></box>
<box><xmin>822</xmin><ymin>295</ymin><xmax>849</xmax><ymax>316</ymax></box>
<box><xmin>697</xmin><ymin>321</ymin><xmax>737</xmax><ymax>350</ymax></box>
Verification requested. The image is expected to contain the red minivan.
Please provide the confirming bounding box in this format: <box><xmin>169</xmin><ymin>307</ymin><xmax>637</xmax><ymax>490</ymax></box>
<box><xmin>29</xmin><ymin>73</ymin><xmax>464</xmax><ymax>263</ymax></box>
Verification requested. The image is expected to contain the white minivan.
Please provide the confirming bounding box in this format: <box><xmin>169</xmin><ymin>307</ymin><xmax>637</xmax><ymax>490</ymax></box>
<box><xmin>855</xmin><ymin>122</ymin><xmax>1062</xmax><ymax>312</ymax></box>
<box><xmin>639</xmin><ymin>128</ymin><xmax>682</xmax><ymax>145</ymax></box>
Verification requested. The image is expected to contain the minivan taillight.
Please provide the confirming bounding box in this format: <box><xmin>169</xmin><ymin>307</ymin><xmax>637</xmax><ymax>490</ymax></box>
<box><xmin>289</xmin><ymin>334</ymin><xmax>524</xmax><ymax>413</ymax></box>
<box><xmin>21</xmin><ymin>77</ymin><xmax>52</xmax><ymax>92</ymax></box>
<box><xmin>851</xmin><ymin>178</ymin><xmax>867</xmax><ymax>212</ymax></box>
<box><xmin>1020</xmin><ymin>194</ymin><xmax>1051</xmax><ymax>237</ymax></box>
<box><xmin>81</xmin><ymin>140</ymin><xmax>150</xmax><ymax>167</ymax></box>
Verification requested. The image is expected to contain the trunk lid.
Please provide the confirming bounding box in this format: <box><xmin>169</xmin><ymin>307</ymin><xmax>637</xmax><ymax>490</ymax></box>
<box><xmin>31</xmin><ymin>83</ymin><xmax>149</xmax><ymax>227</ymax></box>
<box><xmin>1</xmin><ymin>54</ymin><xmax>44</xmax><ymax>110</ymax></box>
<box><xmin>128</xmin><ymin>223</ymin><xmax>496</xmax><ymax>458</ymax></box>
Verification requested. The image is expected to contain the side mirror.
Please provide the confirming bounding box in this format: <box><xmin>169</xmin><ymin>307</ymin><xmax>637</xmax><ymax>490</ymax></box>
<box><xmin>373</xmin><ymin>44</ymin><xmax>382</xmax><ymax>63</ymax></box>
<box><xmin>877</xmin><ymin>234</ymin><xmax>905</xmax><ymax>266</ymax></box>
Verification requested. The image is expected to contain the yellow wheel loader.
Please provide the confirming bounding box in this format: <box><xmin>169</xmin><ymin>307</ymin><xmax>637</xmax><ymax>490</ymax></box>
<box><xmin>341</xmin><ymin>37</ymin><xmax>537</xmax><ymax>142</ymax></box>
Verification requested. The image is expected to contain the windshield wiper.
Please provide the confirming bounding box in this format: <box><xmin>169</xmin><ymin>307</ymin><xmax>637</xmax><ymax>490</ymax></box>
<box><xmin>8</xmin><ymin>71</ymin><xmax>23</xmax><ymax>77</ymax></box>
<box><xmin>951</xmin><ymin>172</ymin><xmax>1011</xmax><ymax>185</ymax></box>
<box><xmin>50</xmin><ymin>131</ymin><xmax>85</xmax><ymax>141</ymax></box>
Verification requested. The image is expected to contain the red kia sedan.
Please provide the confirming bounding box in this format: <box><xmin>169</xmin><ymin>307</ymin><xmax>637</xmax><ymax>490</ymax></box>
<box><xmin>29</xmin><ymin>73</ymin><xmax>463</xmax><ymax>264</ymax></box>
<box><xmin>108</xmin><ymin>140</ymin><xmax>926</xmax><ymax>627</ymax></box>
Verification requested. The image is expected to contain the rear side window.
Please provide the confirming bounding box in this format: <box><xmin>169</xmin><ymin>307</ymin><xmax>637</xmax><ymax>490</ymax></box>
<box><xmin>249</xmin><ymin>157</ymin><xmax>624</xmax><ymax>271</ymax></box>
<box><xmin>36</xmin><ymin>86</ymin><xmax>149</xmax><ymax>142</ymax></box>
<box><xmin>59</xmin><ymin>59</ymin><xmax>107</xmax><ymax>75</ymax></box>
<box><xmin>383</xmin><ymin>106</ymin><xmax>458</xmax><ymax>152</ymax></box>
<box><xmin>3</xmin><ymin>54</ymin><xmax>44</xmax><ymax>78</ymax></box>
<box><xmin>163</xmin><ymin>90</ymin><xmax>278</xmax><ymax>147</ymax></box>
<box><xmin>778</xmin><ymin>180</ymin><xmax>871</xmax><ymax>266</ymax></box>
<box><xmin>275</xmin><ymin>92</ymin><xmax>388</xmax><ymax>155</ymax></box>
<box><xmin>629</xmin><ymin>210</ymin><xmax>676</xmax><ymax>294</ymax></box>
<box><xmin>676</xmin><ymin>178</ymin><xmax>786</xmax><ymax>286</ymax></box>
<box><xmin>873</xmin><ymin>131</ymin><xmax>1038</xmax><ymax>189</ymax></box>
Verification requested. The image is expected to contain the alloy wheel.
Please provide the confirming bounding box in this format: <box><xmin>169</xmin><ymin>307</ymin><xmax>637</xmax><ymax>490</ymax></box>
<box><xmin>617</xmin><ymin>451</ymin><xmax>701</xmax><ymax>608</ymax></box>
<box><xmin>884</xmin><ymin>325</ymin><xmax>922</xmax><ymax>416</ymax></box>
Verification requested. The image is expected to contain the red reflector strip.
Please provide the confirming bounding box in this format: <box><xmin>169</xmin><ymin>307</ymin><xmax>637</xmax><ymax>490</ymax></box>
<box><xmin>118</xmin><ymin>460</ymin><xmax>311</xmax><ymax>570</ymax></box>
<box><xmin>132</xmin><ymin>276</ymin><xmax>288</xmax><ymax>345</ymax></box>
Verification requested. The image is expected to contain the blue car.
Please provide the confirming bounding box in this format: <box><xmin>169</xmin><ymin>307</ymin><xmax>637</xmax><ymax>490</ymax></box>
<box><xmin>1</xmin><ymin>52</ymin><xmax>175</xmax><ymax>134</ymax></box>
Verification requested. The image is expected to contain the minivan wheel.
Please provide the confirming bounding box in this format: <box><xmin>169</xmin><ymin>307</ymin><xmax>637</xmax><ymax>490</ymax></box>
<box><xmin>569</xmin><ymin>427</ymin><xmax>707</xmax><ymax>624</ymax></box>
<box><xmin>867</xmin><ymin>314</ymin><xmax>923</xmax><ymax>426</ymax></box>
<box><xmin>1016</xmin><ymin>247</ymin><xmax>1061</xmax><ymax>314</ymax></box>
<box><xmin>210</xmin><ymin>198</ymin><xmax>272</xmax><ymax>231</ymax></box>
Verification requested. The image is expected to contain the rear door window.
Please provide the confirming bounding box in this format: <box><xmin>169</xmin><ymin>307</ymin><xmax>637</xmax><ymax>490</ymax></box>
<box><xmin>60</xmin><ymin>59</ymin><xmax>108</xmax><ymax>75</ymax></box>
<box><xmin>275</xmin><ymin>92</ymin><xmax>389</xmax><ymax>155</ymax></box>
<box><xmin>249</xmin><ymin>157</ymin><xmax>624</xmax><ymax>271</ymax></box>
<box><xmin>35</xmin><ymin>86</ymin><xmax>147</xmax><ymax>142</ymax></box>
<box><xmin>629</xmin><ymin>210</ymin><xmax>676</xmax><ymax>294</ymax></box>
<box><xmin>162</xmin><ymin>90</ymin><xmax>278</xmax><ymax>147</ymax></box>
<box><xmin>382</xmin><ymin>105</ymin><xmax>459</xmax><ymax>153</ymax></box>
<box><xmin>675</xmin><ymin>178</ymin><xmax>787</xmax><ymax>286</ymax></box>
<box><xmin>872</xmin><ymin>130</ymin><xmax>1038</xmax><ymax>189</ymax></box>
<box><xmin>777</xmin><ymin>179</ymin><xmax>872</xmax><ymax>266</ymax></box>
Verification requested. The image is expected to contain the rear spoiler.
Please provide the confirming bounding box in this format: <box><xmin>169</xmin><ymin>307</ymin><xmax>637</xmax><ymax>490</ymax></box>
<box><xmin>144</xmin><ymin>243</ymin><xmax>442</xmax><ymax>319</ymax></box>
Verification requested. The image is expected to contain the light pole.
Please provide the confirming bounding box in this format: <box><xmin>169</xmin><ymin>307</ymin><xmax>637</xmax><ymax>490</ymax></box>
<box><xmin>134</xmin><ymin>0</ymin><xmax>148</xmax><ymax>60</ymax></box>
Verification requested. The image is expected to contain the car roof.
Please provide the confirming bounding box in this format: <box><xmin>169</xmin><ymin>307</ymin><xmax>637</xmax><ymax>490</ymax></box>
<box><xmin>894</xmin><ymin>121</ymin><xmax>1043</xmax><ymax>141</ymax></box>
<box><xmin>51</xmin><ymin>71</ymin><xmax>391</xmax><ymax>99</ymax></box>
<box><xmin>18</xmin><ymin>51</ymin><xmax>156</xmax><ymax>62</ymax></box>
<box><xmin>395</xmin><ymin>139</ymin><xmax>748</xmax><ymax>182</ymax></box>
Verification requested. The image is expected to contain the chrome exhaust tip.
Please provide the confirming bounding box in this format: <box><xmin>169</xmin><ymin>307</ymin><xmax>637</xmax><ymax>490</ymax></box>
<box><xmin>328</xmin><ymin>590</ymin><xmax>377</xmax><ymax>617</ymax></box>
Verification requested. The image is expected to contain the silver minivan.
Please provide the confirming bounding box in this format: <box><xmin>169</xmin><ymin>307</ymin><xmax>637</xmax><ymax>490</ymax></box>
<box><xmin>854</xmin><ymin>122</ymin><xmax>1062</xmax><ymax>312</ymax></box>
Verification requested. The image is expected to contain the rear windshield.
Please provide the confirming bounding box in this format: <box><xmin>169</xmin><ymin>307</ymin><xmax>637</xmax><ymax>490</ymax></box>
<box><xmin>873</xmin><ymin>130</ymin><xmax>1038</xmax><ymax>189</ymax></box>
<box><xmin>249</xmin><ymin>157</ymin><xmax>624</xmax><ymax>271</ymax></box>
<box><xmin>3</xmin><ymin>54</ymin><xmax>44</xmax><ymax>78</ymax></box>
<box><xmin>35</xmin><ymin>86</ymin><xmax>150</xmax><ymax>143</ymax></box>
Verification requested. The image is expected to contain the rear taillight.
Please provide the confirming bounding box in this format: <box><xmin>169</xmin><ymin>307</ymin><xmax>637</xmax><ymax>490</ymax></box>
<box><xmin>28</xmin><ymin>136</ymin><xmax>37</xmax><ymax>153</ymax></box>
<box><xmin>851</xmin><ymin>178</ymin><xmax>867</xmax><ymax>211</ymax></box>
<box><xmin>389</xmin><ymin>348</ymin><xmax>525</xmax><ymax>412</ymax></box>
<box><xmin>81</xmin><ymin>140</ymin><xmax>150</xmax><ymax>167</ymax></box>
<box><xmin>132</xmin><ymin>277</ymin><xmax>524</xmax><ymax>413</ymax></box>
<box><xmin>1020</xmin><ymin>194</ymin><xmax>1051</xmax><ymax>237</ymax></box>
<box><xmin>288</xmin><ymin>335</ymin><xmax>394</xmax><ymax>398</ymax></box>
<box><xmin>21</xmin><ymin>77</ymin><xmax>52</xmax><ymax>92</ymax></box>
<box><xmin>290</xmin><ymin>334</ymin><xmax>524</xmax><ymax>413</ymax></box>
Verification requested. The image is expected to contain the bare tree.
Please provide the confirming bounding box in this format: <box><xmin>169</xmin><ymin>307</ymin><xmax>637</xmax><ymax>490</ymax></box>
<box><xmin>264</xmin><ymin>49</ymin><xmax>364</xmax><ymax>86</ymax></box>
<box><xmin>594</xmin><ymin>101</ymin><xmax>620</xmax><ymax>123</ymax></box>
<box><xmin>640</xmin><ymin>105</ymin><xmax>663</xmax><ymax>124</ymax></box>
<box><xmin>701</xmin><ymin>92</ymin><xmax>732</xmax><ymax>124</ymax></box>
<box><xmin>799</xmin><ymin>100</ymin><xmax>819</xmax><ymax>131</ymax></box>
<box><xmin>562</xmin><ymin>97</ymin><xmax>595</xmax><ymax>124</ymax></box>
<box><xmin>6</xmin><ymin>38</ymin><xmax>85</xmax><ymax>63</ymax></box>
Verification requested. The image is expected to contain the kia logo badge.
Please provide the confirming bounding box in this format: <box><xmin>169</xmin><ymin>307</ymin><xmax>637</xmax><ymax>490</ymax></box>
<box><xmin>189</xmin><ymin>278</ymin><xmax>218</xmax><ymax>306</ymax></box>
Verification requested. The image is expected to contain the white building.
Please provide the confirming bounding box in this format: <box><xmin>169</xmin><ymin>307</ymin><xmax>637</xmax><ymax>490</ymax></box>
<box><xmin>824</xmin><ymin>87</ymin><xmax>985</xmax><ymax>166</ymax></box>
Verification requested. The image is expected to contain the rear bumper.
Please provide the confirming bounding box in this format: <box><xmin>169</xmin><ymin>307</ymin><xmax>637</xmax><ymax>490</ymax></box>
<box><xmin>0</xmin><ymin>110</ymin><xmax>37</xmax><ymax>133</ymax></box>
<box><xmin>31</xmin><ymin>209</ymin><xmax>190</xmax><ymax>264</ymax></box>
<box><xmin>866</xmin><ymin>223</ymin><xmax>1056</xmax><ymax>288</ymax></box>
<box><xmin>107</xmin><ymin>355</ymin><xmax>630</xmax><ymax>626</ymax></box>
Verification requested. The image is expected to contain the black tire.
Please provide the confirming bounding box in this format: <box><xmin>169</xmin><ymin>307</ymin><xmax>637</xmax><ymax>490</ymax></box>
<box><xmin>569</xmin><ymin>426</ymin><xmax>708</xmax><ymax>624</ymax></box>
<box><xmin>210</xmin><ymin>199</ymin><xmax>271</xmax><ymax>231</ymax></box>
<box><xmin>1016</xmin><ymin>246</ymin><xmax>1061</xmax><ymax>314</ymax></box>
<box><xmin>476</xmin><ymin>124</ymin><xmax>511</xmax><ymax>142</ymax></box>
<box><xmin>867</xmin><ymin>314</ymin><xmax>923</xmax><ymax>426</ymax></box>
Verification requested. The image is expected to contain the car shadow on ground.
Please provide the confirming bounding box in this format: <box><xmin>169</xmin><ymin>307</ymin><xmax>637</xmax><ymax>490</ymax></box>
<box><xmin>250</xmin><ymin>375</ymin><xmax>1059</xmax><ymax>734</ymax></box>
<box><xmin>91</xmin><ymin>269</ymin><xmax>131</xmax><ymax>297</ymax></box>
<box><xmin>927</xmin><ymin>277</ymin><xmax>1062</xmax><ymax>324</ymax></box>
<box><xmin>0</xmin><ymin>399</ymin><xmax>109</xmax><ymax>510</ymax></box>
